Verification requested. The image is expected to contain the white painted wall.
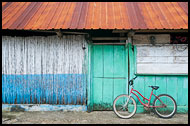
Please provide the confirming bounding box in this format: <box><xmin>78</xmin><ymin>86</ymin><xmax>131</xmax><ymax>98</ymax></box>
<box><xmin>136</xmin><ymin>44</ymin><xmax>188</xmax><ymax>74</ymax></box>
<box><xmin>2</xmin><ymin>35</ymin><xmax>88</xmax><ymax>75</ymax></box>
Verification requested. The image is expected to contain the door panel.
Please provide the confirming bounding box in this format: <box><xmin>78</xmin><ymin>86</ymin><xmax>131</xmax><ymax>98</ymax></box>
<box><xmin>114</xmin><ymin>46</ymin><xmax>126</xmax><ymax>77</ymax></box>
<box><xmin>93</xmin><ymin>45</ymin><xmax>103</xmax><ymax>77</ymax></box>
<box><xmin>104</xmin><ymin>45</ymin><xmax>114</xmax><ymax>77</ymax></box>
<box><xmin>92</xmin><ymin>45</ymin><xmax>128</xmax><ymax>110</ymax></box>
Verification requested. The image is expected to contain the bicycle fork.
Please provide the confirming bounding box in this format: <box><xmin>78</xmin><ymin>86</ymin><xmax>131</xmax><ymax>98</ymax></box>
<box><xmin>123</xmin><ymin>94</ymin><xmax>132</xmax><ymax>108</ymax></box>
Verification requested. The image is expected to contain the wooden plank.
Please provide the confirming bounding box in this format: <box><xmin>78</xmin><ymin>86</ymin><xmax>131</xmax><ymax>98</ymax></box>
<box><xmin>133</xmin><ymin>45</ymin><xmax>137</xmax><ymax>74</ymax></box>
<box><xmin>92</xmin><ymin>78</ymin><xmax>103</xmax><ymax>107</ymax></box>
<box><xmin>133</xmin><ymin>34</ymin><xmax>170</xmax><ymax>44</ymax></box>
<box><xmin>113</xmin><ymin>45</ymin><xmax>126</xmax><ymax>77</ymax></box>
<box><xmin>125</xmin><ymin>45</ymin><xmax>129</xmax><ymax>94</ymax></box>
<box><xmin>166</xmin><ymin>76</ymin><xmax>178</xmax><ymax>103</ymax></box>
<box><xmin>93</xmin><ymin>43</ymin><xmax>126</xmax><ymax>45</ymax></box>
<box><xmin>104</xmin><ymin>45</ymin><xmax>114</xmax><ymax>77</ymax></box>
<box><xmin>113</xmin><ymin>79</ymin><xmax>126</xmax><ymax>100</ymax></box>
<box><xmin>103</xmin><ymin>78</ymin><xmax>113</xmax><ymax>108</ymax></box>
<box><xmin>144</xmin><ymin>76</ymin><xmax>156</xmax><ymax>104</ymax></box>
<box><xmin>93</xmin><ymin>45</ymin><xmax>103</xmax><ymax>77</ymax></box>
<box><xmin>177</xmin><ymin>76</ymin><xmax>188</xmax><ymax>106</ymax></box>
<box><xmin>137</xmin><ymin>64</ymin><xmax>188</xmax><ymax>74</ymax></box>
<box><xmin>155</xmin><ymin>76</ymin><xmax>167</xmax><ymax>96</ymax></box>
<box><xmin>133</xmin><ymin>76</ymin><xmax>145</xmax><ymax>105</ymax></box>
<box><xmin>128</xmin><ymin>43</ymin><xmax>135</xmax><ymax>80</ymax></box>
<box><xmin>92</xmin><ymin>37</ymin><xmax>128</xmax><ymax>40</ymax></box>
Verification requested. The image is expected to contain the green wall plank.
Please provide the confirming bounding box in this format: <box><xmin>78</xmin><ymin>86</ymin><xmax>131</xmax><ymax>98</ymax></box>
<box><xmin>166</xmin><ymin>76</ymin><xmax>178</xmax><ymax>103</ymax></box>
<box><xmin>155</xmin><ymin>76</ymin><xmax>167</xmax><ymax>96</ymax></box>
<box><xmin>144</xmin><ymin>76</ymin><xmax>156</xmax><ymax>104</ymax></box>
<box><xmin>177</xmin><ymin>76</ymin><xmax>188</xmax><ymax>106</ymax></box>
<box><xmin>93</xmin><ymin>45</ymin><xmax>103</xmax><ymax>77</ymax></box>
<box><xmin>177</xmin><ymin>76</ymin><xmax>184</xmax><ymax>106</ymax></box>
<box><xmin>133</xmin><ymin>76</ymin><xmax>145</xmax><ymax>105</ymax></box>
<box><xmin>104</xmin><ymin>45</ymin><xmax>114</xmax><ymax>77</ymax></box>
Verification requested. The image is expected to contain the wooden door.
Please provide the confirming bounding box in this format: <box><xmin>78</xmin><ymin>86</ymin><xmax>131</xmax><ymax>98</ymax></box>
<box><xmin>91</xmin><ymin>45</ymin><xmax>128</xmax><ymax>110</ymax></box>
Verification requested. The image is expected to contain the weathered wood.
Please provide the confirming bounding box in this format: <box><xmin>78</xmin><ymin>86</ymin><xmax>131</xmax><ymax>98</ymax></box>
<box><xmin>129</xmin><ymin>45</ymin><xmax>188</xmax><ymax>113</ymax></box>
<box><xmin>2</xmin><ymin>35</ymin><xmax>88</xmax><ymax>105</ymax></box>
<box><xmin>133</xmin><ymin>34</ymin><xmax>170</xmax><ymax>44</ymax></box>
<box><xmin>93</xmin><ymin>43</ymin><xmax>126</xmax><ymax>45</ymax></box>
<box><xmin>136</xmin><ymin>44</ymin><xmax>188</xmax><ymax>74</ymax></box>
<box><xmin>92</xmin><ymin>37</ymin><xmax>128</xmax><ymax>40</ymax></box>
<box><xmin>92</xmin><ymin>45</ymin><xmax>127</xmax><ymax>110</ymax></box>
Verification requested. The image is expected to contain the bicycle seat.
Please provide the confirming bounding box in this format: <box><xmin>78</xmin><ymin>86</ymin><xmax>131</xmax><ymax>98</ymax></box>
<box><xmin>148</xmin><ymin>86</ymin><xmax>159</xmax><ymax>90</ymax></box>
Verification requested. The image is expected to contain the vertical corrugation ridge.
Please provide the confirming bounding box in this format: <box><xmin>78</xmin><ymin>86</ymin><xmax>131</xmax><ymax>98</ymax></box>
<box><xmin>177</xmin><ymin>2</ymin><xmax>188</xmax><ymax>15</ymax></box>
<box><xmin>70</xmin><ymin>2</ymin><xmax>83</xmax><ymax>29</ymax></box>
<box><xmin>150</xmin><ymin>2</ymin><xmax>169</xmax><ymax>29</ymax></box>
<box><xmin>77</xmin><ymin>2</ymin><xmax>89</xmax><ymax>29</ymax></box>
<box><xmin>9</xmin><ymin>2</ymin><xmax>39</xmax><ymax>29</ymax></box>
<box><xmin>156</xmin><ymin>2</ymin><xmax>173</xmax><ymax>29</ymax></box>
<box><xmin>133</xmin><ymin>2</ymin><xmax>147</xmax><ymax>29</ymax></box>
<box><xmin>2</xmin><ymin>2</ymin><xmax>12</xmax><ymax>12</ymax></box>
<box><xmin>2</xmin><ymin>2</ymin><xmax>188</xmax><ymax>30</ymax></box>
<box><xmin>31</xmin><ymin>2</ymin><xmax>50</xmax><ymax>29</ymax></box>
<box><xmin>163</xmin><ymin>2</ymin><xmax>182</xmax><ymax>29</ymax></box>
<box><xmin>2</xmin><ymin>2</ymin><xmax>27</xmax><ymax>28</ymax></box>
<box><xmin>47</xmin><ymin>2</ymin><xmax>65</xmax><ymax>29</ymax></box>
<box><xmin>62</xmin><ymin>3</ymin><xmax>76</xmax><ymax>29</ymax></box>
<box><xmin>22</xmin><ymin>3</ymin><xmax>43</xmax><ymax>29</ymax></box>
<box><xmin>172</xmin><ymin>2</ymin><xmax>188</xmax><ymax>27</ymax></box>
<box><xmin>41</xmin><ymin>3</ymin><xmax>60</xmax><ymax>29</ymax></box>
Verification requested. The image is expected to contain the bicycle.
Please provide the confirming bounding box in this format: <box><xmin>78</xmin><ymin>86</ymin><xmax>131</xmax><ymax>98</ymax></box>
<box><xmin>113</xmin><ymin>76</ymin><xmax>177</xmax><ymax>119</ymax></box>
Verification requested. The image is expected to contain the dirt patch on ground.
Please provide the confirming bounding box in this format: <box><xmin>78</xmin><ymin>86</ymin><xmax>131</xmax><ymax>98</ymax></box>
<box><xmin>2</xmin><ymin>111</ymin><xmax>188</xmax><ymax>124</ymax></box>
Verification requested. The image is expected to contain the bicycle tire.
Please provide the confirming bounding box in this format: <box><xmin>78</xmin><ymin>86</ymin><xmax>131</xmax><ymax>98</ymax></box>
<box><xmin>153</xmin><ymin>94</ymin><xmax>177</xmax><ymax>119</ymax></box>
<box><xmin>113</xmin><ymin>94</ymin><xmax>137</xmax><ymax>119</ymax></box>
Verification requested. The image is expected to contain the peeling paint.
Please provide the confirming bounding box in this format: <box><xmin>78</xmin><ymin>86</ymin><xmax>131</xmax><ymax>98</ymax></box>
<box><xmin>2</xmin><ymin>104</ymin><xmax>87</xmax><ymax>112</ymax></box>
<box><xmin>2</xmin><ymin>35</ymin><xmax>88</xmax><ymax>105</ymax></box>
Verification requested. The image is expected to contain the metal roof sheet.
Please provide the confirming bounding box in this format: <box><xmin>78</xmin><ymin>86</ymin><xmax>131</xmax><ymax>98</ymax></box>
<box><xmin>2</xmin><ymin>2</ymin><xmax>188</xmax><ymax>30</ymax></box>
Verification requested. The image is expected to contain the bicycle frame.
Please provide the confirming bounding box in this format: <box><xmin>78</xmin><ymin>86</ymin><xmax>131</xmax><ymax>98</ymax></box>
<box><xmin>129</xmin><ymin>87</ymin><xmax>166</xmax><ymax>108</ymax></box>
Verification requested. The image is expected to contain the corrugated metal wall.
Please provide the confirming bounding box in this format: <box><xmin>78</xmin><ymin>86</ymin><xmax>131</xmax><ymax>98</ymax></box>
<box><xmin>2</xmin><ymin>35</ymin><xmax>88</xmax><ymax>105</ymax></box>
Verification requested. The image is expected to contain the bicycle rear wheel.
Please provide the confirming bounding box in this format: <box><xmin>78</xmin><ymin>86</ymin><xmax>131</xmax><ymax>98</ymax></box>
<box><xmin>153</xmin><ymin>94</ymin><xmax>177</xmax><ymax>119</ymax></box>
<box><xmin>113</xmin><ymin>94</ymin><xmax>137</xmax><ymax>119</ymax></box>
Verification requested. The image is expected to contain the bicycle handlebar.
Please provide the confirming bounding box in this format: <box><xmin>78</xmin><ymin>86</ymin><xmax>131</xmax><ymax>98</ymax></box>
<box><xmin>129</xmin><ymin>76</ymin><xmax>137</xmax><ymax>86</ymax></box>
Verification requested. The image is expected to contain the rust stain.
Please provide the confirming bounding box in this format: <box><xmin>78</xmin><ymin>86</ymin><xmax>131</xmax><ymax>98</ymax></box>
<box><xmin>2</xmin><ymin>2</ymin><xmax>188</xmax><ymax>30</ymax></box>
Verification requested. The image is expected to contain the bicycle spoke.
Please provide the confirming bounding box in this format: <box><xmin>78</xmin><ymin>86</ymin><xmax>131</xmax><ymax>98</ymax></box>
<box><xmin>113</xmin><ymin>95</ymin><xmax>137</xmax><ymax>119</ymax></box>
<box><xmin>153</xmin><ymin>94</ymin><xmax>177</xmax><ymax>118</ymax></box>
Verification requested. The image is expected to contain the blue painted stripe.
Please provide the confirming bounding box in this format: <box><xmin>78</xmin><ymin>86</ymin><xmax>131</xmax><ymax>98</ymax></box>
<box><xmin>2</xmin><ymin>74</ymin><xmax>87</xmax><ymax>105</ymax></box>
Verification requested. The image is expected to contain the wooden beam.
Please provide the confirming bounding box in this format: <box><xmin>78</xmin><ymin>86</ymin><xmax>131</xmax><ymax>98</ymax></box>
<box><xmin>93</xmin><ymin>43</ymin><xmax>126</xmax><ymax>45</ymax></box>
<box><xmin>61</xmin><ymin>32</ymin><xmax>88</xmax><ymax>35</ymax></box>
<box><xmin>112</xmin><ymin>30</ymin><xmax>130</xmax><ymax>33</ymax></box>
<box><xmin>92</xmin><ymin>37</ymin><xmax>128</xmax><ymax>40</ymax></box>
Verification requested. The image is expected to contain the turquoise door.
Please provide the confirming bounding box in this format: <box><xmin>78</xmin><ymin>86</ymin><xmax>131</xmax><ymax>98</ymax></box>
<box><xmin>91</xmin><ymin>45</ymin><xmax>128</xmax><ymax>110</ymax></box>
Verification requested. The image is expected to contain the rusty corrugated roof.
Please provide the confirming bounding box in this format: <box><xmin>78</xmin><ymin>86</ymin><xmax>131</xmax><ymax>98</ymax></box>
<box><xmin>2</xmin><ymin>2</ymin><xmax>188</xmax><ymax>30</ymax></box>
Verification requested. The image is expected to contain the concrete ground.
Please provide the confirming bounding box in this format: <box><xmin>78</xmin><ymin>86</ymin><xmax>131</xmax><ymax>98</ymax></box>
<box><xmin>2</xmin><ymin>111</ymin><xmax>188</xmax><ymax>124</ymax></box>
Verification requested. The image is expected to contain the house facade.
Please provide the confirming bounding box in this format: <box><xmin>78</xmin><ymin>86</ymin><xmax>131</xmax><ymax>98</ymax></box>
<box><xmin>2</xmin><ymin>2</ymin><xmax>188</xmax><ymax>113</ymax></box>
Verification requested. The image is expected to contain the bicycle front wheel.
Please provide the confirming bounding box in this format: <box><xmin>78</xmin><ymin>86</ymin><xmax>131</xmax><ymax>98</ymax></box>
<box><xmin>153</xmin><ymin>94</ymin><xmax>177</xmax><ymax>119</ymax></box>
<box><xmin>113</xmin><ymin>94</ymin><xmax>137</xmax><ymax>119</ymax></box>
